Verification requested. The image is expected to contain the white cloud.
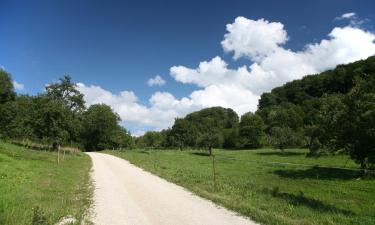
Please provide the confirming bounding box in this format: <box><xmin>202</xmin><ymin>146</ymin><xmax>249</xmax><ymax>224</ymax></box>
<box><xmin>13</xmin><ymin>81</ymin><xmax>24</xmax><ymax>91</ymax></box>
<box><xmin>229</xmin><ymin>17</ymin><xmax>374</xmax><ymax>92</ymax></box>
<box><xmin>77</xmin><ymin>83</ymin><xmax>196</xmax><ymax>131</ymax></box>
<box><xmin>171</xmin><ymin>56</ymin><xmax>251</xmax><ymax>88</ymax></box>
<box><xmin>335</xmin><ymin>12</ymin><xmax>365</xmax><ymax>27</ymax></box>
<box><xmin>147</xmin><ymin>75</ymin><xmax>166</xmax><ymax>86</ymax></box>
<box><xmin>221</xmin><ymin>17</ymin><xmax>288</xmax><ymax>60</ymax></box>
<box><xmin>78</xmin><ymin>16</ymin><xmax>375</xmax><ymax>134</ymax></box>
<box><xmin>336</xmin><ymin>12</ymin><xmax>356</xmax><ymax>20</ymax></box>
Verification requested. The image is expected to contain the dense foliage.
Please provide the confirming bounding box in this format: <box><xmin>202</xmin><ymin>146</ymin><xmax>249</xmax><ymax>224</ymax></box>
<box><xmin>0</xmin><ymin>74</ymin><xmax>131</xmax><ymax>151</ymax></box>
<box><xmin>256</xmin><ymin>56</ymin><xmax>375</xmax><ymax>169</ymax></box>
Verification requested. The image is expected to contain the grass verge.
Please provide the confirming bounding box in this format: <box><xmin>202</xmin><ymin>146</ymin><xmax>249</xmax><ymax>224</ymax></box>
<box><xmin>0</xmin><ymin>141</ymin><xmax>92</xmax><ymax>225</ymax></box>
<box><xmin>105</xmin><ymin>148</ymin><xmax>375</xmax><ymax>225</ymax></box>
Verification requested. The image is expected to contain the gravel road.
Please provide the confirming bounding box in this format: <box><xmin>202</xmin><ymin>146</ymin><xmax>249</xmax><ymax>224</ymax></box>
<box><xmin>87</xmin><ymin>152</ymin><xmax>258</xmax><ymax>225</ymax></box>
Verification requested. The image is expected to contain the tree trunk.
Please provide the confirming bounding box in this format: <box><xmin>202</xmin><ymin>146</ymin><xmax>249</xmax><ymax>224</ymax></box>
<box><xmin>208</xmin><ymin>146</ymin><xmax>212</xmax><ymax>156</ymax></box>
<box><xmin>361</xmin><ymin>161</ymin><xmax>368</xmax><ymax>176</ymax></box>
<box><xmin>280</xmin><ymin>146</ymin><xmax>284</xmax><ymax>154</ymax></box>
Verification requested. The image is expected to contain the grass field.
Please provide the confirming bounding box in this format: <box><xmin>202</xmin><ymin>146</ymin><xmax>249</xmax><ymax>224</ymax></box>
<box><xmin>0</xmin><ymin>141</ymin><xmax>92</xmax><ymax>225</ymax></box>
<box><xmin>106</xmin><ymin>148</ymin><xmax>375</xmax><ymax>225</ymax></box>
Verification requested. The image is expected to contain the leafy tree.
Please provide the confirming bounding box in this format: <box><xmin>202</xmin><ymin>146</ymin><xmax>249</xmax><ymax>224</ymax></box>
<box><xmin>239</xmin><ymin>112</ymin><xmax>264</xmax><ymax>148</ymax></box>
<box><xmin>136</xmin><ymin>131</ymin><xmax>164</xmax><ymax>149</ymax></box>
<box><xmin>45</xmin><ymin>75</ymin><xmax>85</xmax><ymax>113</ymax></box>
<box><xmin>197</xmin><ymin>120</ymin><xmax>223</xmax><ymax>155</ymax></box>
<box><xmin>0</xmin><ymin>95</ymin><xmax>36</xmax><ymax>139</ymax></box>
<box><xmin>0</xmin><ymin>69</ymin><xmax>15</xmax><ymax>104</ymax></box>
<box><xmin>270</xmin><ymin>126</ymin><xmax>298</xmax><ymax>153</ymax></box>
<box><xmin>339</xmin><ymin>76</ymin><xmax>375</xmax><ymax>170</ymax></box>
<box><xmin>315</xmin><ymin>94</ymin><xmax>346</xmax><ymax>151</ymax></box>
<box><xmin>111</xmin><ymin>126</ymin><xmax>133</xmax><ymax>150</ymax></box>
<box><xmin>167</xmin><ymin>118</ymin><xmax>198</xmax><ymax>149</ymax></box>
<box><xmin>32</xmin><ymin>96</ymin><xmax>75</xmax><ymax>149</ymax></box>
<box><xmin>81</xmin><ymin>104</ymin><xmax>120</xmax><ymax>151</ymax></box>
<box><xmin>184</xmin><ymin>107</ymin><xmax>238</xmax><ymax>149</ymax></box>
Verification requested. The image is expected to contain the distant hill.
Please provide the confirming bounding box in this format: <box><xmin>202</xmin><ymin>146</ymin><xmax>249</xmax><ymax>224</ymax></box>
<box><xmin>258</xmin><ymin>55</ymin><xmax>375</xmax><ymax>109</ymax></box>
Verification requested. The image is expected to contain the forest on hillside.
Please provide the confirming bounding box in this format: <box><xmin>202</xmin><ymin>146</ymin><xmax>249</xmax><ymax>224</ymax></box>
<box><xmin>136</xmin><ymin>56</ymin><xmax>375</xmax><ymax>170</ymax></box>
<box><xmin>0</xmin><ymin>56</ymin><xmax>374</xmax><ymax>169</ymax></box>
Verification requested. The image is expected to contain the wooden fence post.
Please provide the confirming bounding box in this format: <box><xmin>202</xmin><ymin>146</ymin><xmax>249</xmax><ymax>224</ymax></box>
<box><xmin>212</xmin><ymin>155</ymin><xmax>216</xmax><ymax>189</ymax></box>
<box><xmin>57</xmin><ymin>145</ymin><xmax>60</xmax><ymax>165</ymax></box>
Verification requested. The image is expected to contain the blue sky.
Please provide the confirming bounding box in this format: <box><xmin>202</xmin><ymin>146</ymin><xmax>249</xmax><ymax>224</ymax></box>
<box><xmin>1</xmin><ymin>0</ymin><xmax>375</xmax><ymax>135</ymax></box>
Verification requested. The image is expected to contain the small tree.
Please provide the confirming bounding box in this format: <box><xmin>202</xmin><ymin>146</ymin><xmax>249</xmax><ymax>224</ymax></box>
<box><xmin>239</xmin><ymin>112</ymin><xmax>264</xmax><ymax>148</ymax></box>
<box><xmin>270</xmin><ymin>126</ymin><xmax>297</xmax><ymax>153</ymax></box>
<box><xmin>198</xmin><ymin>120</ymin><xmax>223</xmax><ymax>155</ymax></box>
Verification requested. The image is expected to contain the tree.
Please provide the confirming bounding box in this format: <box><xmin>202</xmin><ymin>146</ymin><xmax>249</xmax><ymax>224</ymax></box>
<box><xmin>136</xmin><ymin>131</ymin><xmax>164</xmax><ymax>149</ymax></box>
<box><xmin>198</xmin><ymin>118</ymin><xmax>224</xmax><ymax>155</ymax></box>
<box><xmin>32</xmin><ymin>96</ymin><xmax>75</xmax><ymax>149</ymax></box>
<box><xmin>239</xmin><ymin>112</ymin><xmax>264</xmax><ymax>148</ymax></box>
<box><xmin>312</xmin><ymin>94</ymin><xmax>346</xmax><ymax>152</ymax></box>
<box><xmin>81</xmin><ymin>104</ymin><xmax>120</xmax><ymax>151</ymax></box>
<box><xmin>270</xmin><ymin>126</ymin><xmax>298</xmax><ymax>153</ymax></box>
<box><xmin>167</xmin><ymin>118</ymin><xmax>198</xmax><ymax>149</ymax></box>
<box><xmin>198</xmin><ymin>121</ymin><xmax>223</xmax><ymax>156</ymax></box>
<box><xmin>338</xmin><ymin>76</ymin><xmax>375</xmax><ymax>170</ymax></box>
<box><xmin>111</xmin><ymin>126</ymin><xmax>133</xmax><ymax>150</ymax></box>
<box><xmin>45</xmin><ymin>75</ymin><xmax>85</xmax><ymax>113</ymax></box>
<box><xmin>0</xmin><ymin>69</ymin><xmax>15</xmax><ymax>104</ymax></box>
<box><xmin>0</xmin><ymin>95</ymin><xmax>36</xmax><ymax>139</ymax></box>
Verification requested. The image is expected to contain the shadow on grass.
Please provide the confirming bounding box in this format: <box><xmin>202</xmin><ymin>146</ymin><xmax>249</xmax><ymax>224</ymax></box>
<box><xmin>256</xmin><ymin>151</ymin><xmax>306</xmax><ymax>157</ymax></box>
<box><xmin>191</xmin><ymin>152</ymin><xmax>211</xmax><ymax>157</ymax></box>
<box><xmin>263</xmin><ymin>187</ymin><xmax>355</xmax><ymax>216</ymax></box>
<box><xmin>137</xmin><ymin>150</ymin><xmax>150</xmax><ymax>154</ymax></box>
<box><xmin>274</xmin><ymin>167</ymin><xmax>361</xmax><ymax>180</ymax></box>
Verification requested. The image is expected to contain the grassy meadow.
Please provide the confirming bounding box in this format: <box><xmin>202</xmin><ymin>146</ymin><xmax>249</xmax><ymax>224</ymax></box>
<box><xmin>0</xmin><ymin>141</ymin><xmax>92</xmax><ymax>225</ymax></box>
<box><xmin>106</xmin><ymin>148</ymin><xmax>375</xmax><ymax>225</ymax></box>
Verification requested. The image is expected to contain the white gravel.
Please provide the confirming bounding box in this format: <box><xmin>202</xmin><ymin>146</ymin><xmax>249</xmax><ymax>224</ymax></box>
<box><xmin>87</xmin><ymin>152</ymin><xmax>258</xmax><ymax>225</ymax></box>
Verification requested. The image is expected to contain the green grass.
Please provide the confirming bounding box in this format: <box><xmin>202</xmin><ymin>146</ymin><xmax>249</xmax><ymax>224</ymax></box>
<box><xmin>105</xmin><ymin>148</ymin><xmax>375</xmax><ymax>225</ymax></box>
<box><xmin>0</xmin><ymin>141</ymin><xmax>92</xmax><ymax>225</ymax></box>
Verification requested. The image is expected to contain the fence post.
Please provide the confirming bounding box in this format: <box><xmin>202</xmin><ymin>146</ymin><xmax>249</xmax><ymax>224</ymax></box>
<box><xmin>212</xmin><ymin>155</ymin><xmax>216</xmax><ymax>189</ymax></box>
<box><xmin>57</xmin><ymin>145</ymin><xmax>60</xmax><ymax>165</ymax></box>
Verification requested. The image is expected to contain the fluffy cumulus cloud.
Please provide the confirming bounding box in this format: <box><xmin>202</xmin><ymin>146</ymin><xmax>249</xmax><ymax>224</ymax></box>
<box><xmin>147</xmin><ymin>75</ymin><xmax>166</xmax><ymax>86</ymax></box>
<box><xmin>77</xmin><ymin>83</ymin><xmax>197</xmax><ymax>133</ymax></box>
<box><xmin>221</xmin><ymin>17</ymin><xmax>288</xmax><ymax>60</ymax></box>
<box><xmin>171</xmin><ymin>56</ymin><xmax>252</xmax><ymax>88</ymax></box>
<box><xmin>77</xmin><ymin>15</ymin><xmax>375</xmax><ymax>134</ymax></box>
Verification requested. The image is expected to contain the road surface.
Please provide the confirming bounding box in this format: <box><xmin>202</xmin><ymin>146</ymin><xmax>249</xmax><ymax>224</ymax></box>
<box><xmin>87</xmin><ymin>152</ymin><xmax>258</xmax><ymax>225</ymax></box>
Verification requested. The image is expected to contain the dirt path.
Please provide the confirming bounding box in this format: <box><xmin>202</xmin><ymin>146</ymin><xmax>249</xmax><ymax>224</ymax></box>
<box><xmin>87</xmin><ymin>152</ymin><xmax>258</xmax><ymax>225</ymax></box>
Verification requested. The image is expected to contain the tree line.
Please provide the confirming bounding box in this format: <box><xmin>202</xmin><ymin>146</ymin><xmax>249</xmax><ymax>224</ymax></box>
<box><xmin>0</xmin><ymin>73</ymin><xmax>132</xmax><ymax>151</ymax></box>
<box><xmin>136</xmin><ymin>56</ymin><xmax>375</xmax><ymax>170</ymax></box>
<box><xmin>0</xmin><ymin>55</ymin><xmax>374</xmax><ymax>169</ymax></box>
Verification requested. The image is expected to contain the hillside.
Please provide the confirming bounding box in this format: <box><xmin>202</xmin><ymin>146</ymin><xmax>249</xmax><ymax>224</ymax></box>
<box><xmin>258</xmin><ymin>55</ymin><xmax>375</xmax><ymax>109</ymax></box>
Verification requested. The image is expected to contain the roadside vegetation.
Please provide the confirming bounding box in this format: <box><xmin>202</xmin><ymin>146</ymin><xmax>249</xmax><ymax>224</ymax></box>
<box><xmin>106</xmin><ymin>148</ymin><xmax>375</xmax><ymax>225</ymax></box>
<box><xmin>0</xmin><ymin>141</ymin><xmax>92</xmax><ymax>225</ymax></box>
